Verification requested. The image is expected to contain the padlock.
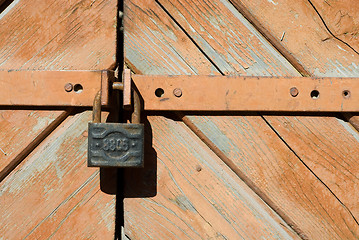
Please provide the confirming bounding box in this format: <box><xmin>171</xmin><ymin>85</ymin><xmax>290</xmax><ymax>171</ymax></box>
<box><xmin>88</xmin><ymin>88</ymin><xmax>144</xmax><ymax>168</ymax></box>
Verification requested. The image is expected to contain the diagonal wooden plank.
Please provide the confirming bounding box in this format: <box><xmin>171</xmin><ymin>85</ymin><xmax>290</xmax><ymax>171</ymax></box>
<box><xmin>125</xmin><ymin>116</ymin><xmax>299</xmax><ymax>239</ymax></box>
<box><xmin>0</xmin><ymin>0</ymin><xmax>116</xmax><ymax>70</ymax></box>
<box><xmin>124</xmin><ymin>0</ymin><xmax>299</xmax><ymax>238</ymax></box>
<box><xmin>264</xmin><ymin>115</ymin><xmax>359</xmax><ymax>219</ymax></box>
<box><xmin>185</xmin><ymin>114</ymin><xmax>359</xmax><ymax>239</ymax></box>
<box><xmin>226</xmin><ymin>0</ymin><xmax>359</xmax><ymax>225</ymax></box>
<box><xmin>0</xmin><ymin>0</ymin><xmax>117</xmax><ymax>236</ymax></box>
<box><xmin>0</xmin><ymin>110</ymin><xmax>68</xmax><ymax>181</ymax></box>
<box><xmin>0</xmin><ymin>0</ymin><xmax>117</xmax><ymax>181</ymax></box>
<box><xmin>0</xmin><ymin>111</ymin><xmax>116</xmax><ymax>239</ymax></box>
<box><xmin>228</xmin><ymin>0</ymin><xmax>359</xmax><ymax>77</ymax></box>
<box><xmin>125</xmin><ymin>0</ymin><xmax>359</xmax><ymax>238</ymax></box>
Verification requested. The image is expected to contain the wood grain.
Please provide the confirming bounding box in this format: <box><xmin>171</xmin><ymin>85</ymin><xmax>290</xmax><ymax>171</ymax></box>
<box><xmin>264</xmin><ymin>115</ymin><xmax>359</xmax><ymax>219</ymax></box>
<box><xmin>226</xmin><ymin>0</ymin><xmax>359</xmax><ymax>229</ymax></box>
<box><xmin>0</xmin><ymin>0</ymin><xmax>116</xmax><ymax>70</ymax></box>
<box><xmin>0</xmin><ymin>0</ymin><xmax>117</xmax><ymax>237</ymax></box>
<box><xmin>229</xmin><ymin>0</ymin><xmax>359</xmax><ymax>77</ymax></box>
<box><xmin>125</xmin><ymin>116</ymin><xmax>298</xmax><ymax>240</ymax></box>
<box><xmin>0</xmin><ymin>110</ymin><xmax>67</xmax><ymax>181</ymax></box>
<box><xmin>125</xmin><ymin>0</ymin><xmax>359</xmax><ymax>238</ymax></box>
<box><xmin>0</xmin><ymin>0</ymin><xmax>117</xmax><ymax>181</ymax></box>
<box><xmin>0</xmin><ymin>111</ymin><xmax>116</xmax><ymax>239</ymax></box>
<box><xmin>309</xmin><ymin>0</ymin><xmax>359</xmax><ymax>53</ymax></box>
<box><xmin>187</xmin><ymin>115</ymin><xmax>359</xmax><ymax>239</ymax></box>
<box><xmin>124</xmin><ymin>0</ymin><xmax>299</xmax><ymax>238</ymax></box>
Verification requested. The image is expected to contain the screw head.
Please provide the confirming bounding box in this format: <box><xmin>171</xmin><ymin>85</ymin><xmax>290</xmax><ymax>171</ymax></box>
<box><xmin>173</xmin><ymin>88</ymin><xmax>182</xmax><ymax>97</ymax></box>
<box><xmin>64</xmin><ymin>83</ymin><xmax>73</xmax><ymax>92</ymax></box>
<box><xmin>290</xmin><ymin>87</ymin><xmax>299</xmax><ymax>97</ymax></box>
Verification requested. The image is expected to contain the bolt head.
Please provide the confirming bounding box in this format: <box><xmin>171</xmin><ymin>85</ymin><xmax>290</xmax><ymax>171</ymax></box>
<box><xmin>64</xmin><ymin>83</ymin><xmax>73</xmax><ymax>92</ymax></box>
<box><xmin>290</xmin><ymin>87</ymin><xmax>299</xmax><ymax>97</ymax></box>
<box><xmin>173</xmin><ymin>88</ymin><xmax>182</xmax><ymax>97</ymax></box>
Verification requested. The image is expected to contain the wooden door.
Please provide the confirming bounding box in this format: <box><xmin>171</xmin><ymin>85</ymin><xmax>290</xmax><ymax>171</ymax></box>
<box><xmin>0</xmin><ymin>0</ymin><xmax>118</xmax><ymax>238</ymax></box>
<box><xmin>123</xmin><ymin>0</ymin><xmax>359</xmax><ymax>239</ymax></box>
<box><xmin>1</xmin><ymin>0</ymin><xmax>359</xmax><ymax>239</ymax></box>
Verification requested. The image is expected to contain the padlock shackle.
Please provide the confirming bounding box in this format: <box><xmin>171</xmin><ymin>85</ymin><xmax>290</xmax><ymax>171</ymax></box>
<box><xmin>92</xmin><ymin>90</ymin><xmax>102</xmax><ymax>123</ymax></box>
<box><xmin>131</xmin><ymin>89</ymin><xmax>141</xmax><ymax>124</ymax></box>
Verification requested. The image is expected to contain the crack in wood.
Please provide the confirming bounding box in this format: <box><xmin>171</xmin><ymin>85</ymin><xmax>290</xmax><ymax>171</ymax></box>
<box><xmin>307</xmin><ymin>0</ymin><xmax>359</xmax><ymax>55</ymax></box>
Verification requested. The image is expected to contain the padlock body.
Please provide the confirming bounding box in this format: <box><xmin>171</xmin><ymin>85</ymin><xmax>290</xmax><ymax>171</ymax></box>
<box><xmin>88</xmin><ymin>123</ymin><xmax>144</xmax><ymax>167</ymax></box>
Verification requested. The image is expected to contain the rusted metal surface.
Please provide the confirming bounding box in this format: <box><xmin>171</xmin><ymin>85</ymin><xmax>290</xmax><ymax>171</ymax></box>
<box><xmin>88</xmin><ymin>123</ymin><xmax>144</xmax><ymax>167</ymax></box>
<box><xmin>88</xmin><ymin>87</ymin><xmax>144</xmax><ymax>168</ymax></box>
<box><xmin>123</xmin><ymin>69</ymin><xmax>132</xmax><ymax>109</ymax></box>
<box><xmin>133</xmin><ymin>75</ymin><xmax>359</xmax><ymax>112</ymax></box>
<box><xmin>131</xmin><ymin>90</ymin><xmax>141</xmax><ymax>124</ymax></box>
<box><xmin>112</xmin><ymin>82</ymin><xmax>124</xmax><ymax>90</ymax></box>
<box><xmin>92</xmin><ymin>91</ymin><xmax>102</xmax><ymax>123</ymax></box>
<box><xmin>0</xmin><ymin>70</ymin><xmax>112</xmax><ymax>106</ymax></box>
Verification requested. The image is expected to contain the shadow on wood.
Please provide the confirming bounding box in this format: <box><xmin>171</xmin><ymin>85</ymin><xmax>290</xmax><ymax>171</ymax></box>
<box><xmin>124</xmin><ymin>117</ymin><xmax>157</xmax><ymax>198</ymax></box>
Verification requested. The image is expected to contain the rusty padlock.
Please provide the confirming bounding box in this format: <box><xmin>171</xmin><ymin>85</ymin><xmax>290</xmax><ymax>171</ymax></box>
<box><xmin>88</xmin><ymin>81</ymin><xmax>144</xmax><ymax>168</ymax></box>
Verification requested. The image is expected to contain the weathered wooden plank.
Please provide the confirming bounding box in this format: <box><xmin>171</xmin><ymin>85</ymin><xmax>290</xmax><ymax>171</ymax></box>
<box><xmin>124</xmin><ymin>0</ymin><xmax>217</xmax><ymax>75</ymax></box>
<box><xmin>124</xmin><ymin>116</ymin><xmax>298</xmax><ymax>239</ymax></box>
<box><xmin>0</xmin><ymin>0</ymin><xmax>117</xmax><ymax>181</ymax></box>
<box><xmin>229</xmin><ymin>0</ymin><xmax>359</xmax><ymax>77</ymax></box>
<box><xmin>124</xmin><ymin>0</ymin><xmax>299</xmax><ymax>238</ymax></box>
<box><xmin>227</xmin><ymin>0</ymin><xmax>359</xmax><ymax>226</ymax></box>
<box><xmin>0</xmin><ymin>0</ymin><xmax>116</xmax><ymax>70</ymax></box>
<box><xmin>0</xmin><ymin>111</ymin><xmax>116</xmax><ymax>239</ymax></box>
<box><xmin>125</xmin><ymin>0</ymin><xmax>359</xmax><ymax>238</ymax></box>
<box><xmin>186</xmin><ymin>115</ymin><xmax>359</xmax><ymax>239</ymax></box>
<box><xmin>0</xmin><ymin>110</ymin><xmax>67</xmax><ymax>181</ymax></box>
<box><xmin>309</xmin><ymin>0</ymin><xmax>359</xmax><ymax>53</ymax></box>
<box><xmin>157</xmin><ymin>0</ymin><xmax>299</xmax><ymax>76</ymax></box>
<box><xmin>264</xmin><ymin>115</ymin><xmax>359</xmax><ymax>219</ymax></box>
<box><xmin>0</xmin><ymin>0</ymin><xmax>117</xmax><ymax>236</ymax></box>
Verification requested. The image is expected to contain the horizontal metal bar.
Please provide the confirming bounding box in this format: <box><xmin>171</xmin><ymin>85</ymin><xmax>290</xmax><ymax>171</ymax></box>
<box><xmin>0</xmin><ymin>70</ymin><xmax>112</xmax><ymax>106</ymax></box>
<box><xmin>133</xmin><ymin>75</ymin><xmax>359</xmax><ymax>112</ymax></box>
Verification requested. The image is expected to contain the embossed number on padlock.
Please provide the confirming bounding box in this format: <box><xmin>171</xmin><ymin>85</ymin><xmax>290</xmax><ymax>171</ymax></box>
<box><xmin>88</xmin><ymin>123</ymin><xmax>144</xmax><ymax>167</ymax></box>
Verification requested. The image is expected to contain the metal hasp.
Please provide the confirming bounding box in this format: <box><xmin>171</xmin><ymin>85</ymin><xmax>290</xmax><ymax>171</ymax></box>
<box><xmin>0</xmin><ymin>70</ymin><xmax>112</xmax><ymax>106</ymax></box>
<box><xmin>88</xmin><ymin>70</ymin><xmax>144</xmax><ymax>168</ymax></box>
<box><xmin>132</xmin><ymin>75</ymin><xmax>359</xmax><ymax>112</ymax></box>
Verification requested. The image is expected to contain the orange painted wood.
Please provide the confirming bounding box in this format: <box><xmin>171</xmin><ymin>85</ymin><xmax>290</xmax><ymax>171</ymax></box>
<box><xmin>124</xmin><ymin>116</ymin><xmax>298</xmax><ymax>239</ymax></box>
<box><xmin>0</xmin><ymin>111</ymin><xmax>116</xmax><ymax>239</ymax></box>
<box><xmin>264</xmin><ymin>115</ymin><xmax>359</xmax><ymax>219</ymax></box>
<box><xmin>229</xmin><ymin>0</ymin><xmax>359</xmax><ymax>77</ymax></box>
<box><xmin>0</xmin><ymin>110</ymin><xmax>67</xmax><ymax>181</ymax></box>
<box><xmin>133</xmin><ymin>75</ymin><xmax>359</xmax><ymax>111</ymax></box>
<box><xmin>125</xmin><ymin>0</ymin><xmax>359</xmax><ymax>238</ymax></box>
<box><xmin>0</xmin><ymin>0</ymin><xmax>118</xmax><ymax>236</ymax></box>
<box><xmin>308</xmin><ymin>0</ymin><xmax>359</xmax><ymax>53</ymax></box>
<box><xmin>124</xmin><ymin>0</ymin><xmax>218</xmax><ymax>75</ymax></box>
<box><xmin>0</xmin><ymin>0</ymin><xmax>117</xmax><ymax>179</ymax></box>
<box><xmin>124</xmin><ymin>0</ymin><xmax>299</xmax><ymax>238</ymax></box>
<box><xmin>186</xmin><ymin>115</ymin><xmax>359</xmax><ymax>239</ymax></box>
<box><xmin>226</xmin><ymin>0</ymin><xmax>359</xmax><ymax>229</ymax></box>
<box><xmin>0</xmin><ymin>70</ymin><xmax>107</xmax><ymax>106</ymax></box>
<box><xmin>0</xmin><ymin>0</ymin><xmax>116</xmax><ymax>70</ymax></box>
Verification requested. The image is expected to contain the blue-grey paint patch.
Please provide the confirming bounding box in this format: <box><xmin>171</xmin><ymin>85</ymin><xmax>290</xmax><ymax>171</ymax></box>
<box><xmin>337</xmin><ymin>118</ymin><xmax>359</xmax><ymax>142</ymax></box>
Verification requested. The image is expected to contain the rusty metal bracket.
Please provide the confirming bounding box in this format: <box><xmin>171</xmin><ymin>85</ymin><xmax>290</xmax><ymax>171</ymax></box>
<box><xmin>2</xmin><ymin>70</ymin><xmax>356</xmax><ymax>112</ymax></box>
<box><xmin>0</xmin><ymin>70</ymin><xmax>114</xmax><ymax>106</ymax></box>
<box><xmin>132</xmin><ymin>75</ymin><xmax>359</xmax><ymax>112</ymax></box>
